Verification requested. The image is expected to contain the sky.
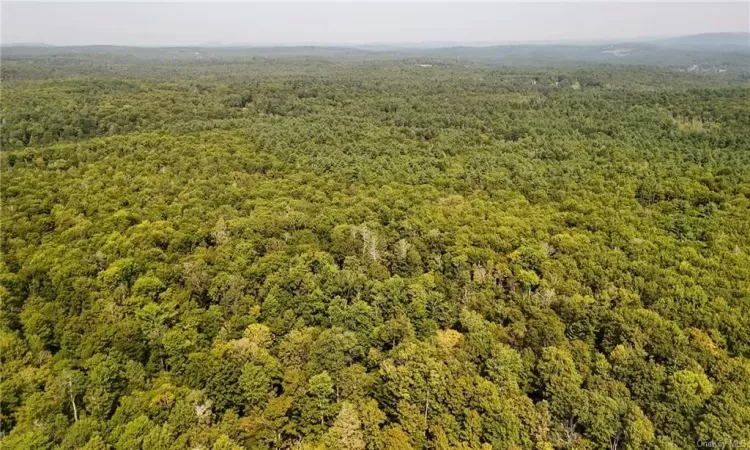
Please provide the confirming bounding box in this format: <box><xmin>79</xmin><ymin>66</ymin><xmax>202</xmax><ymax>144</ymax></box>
<box><xmin>2</xmin><ymin>2</ymin><xmax>748</xmax><ymax>46</ymax></box>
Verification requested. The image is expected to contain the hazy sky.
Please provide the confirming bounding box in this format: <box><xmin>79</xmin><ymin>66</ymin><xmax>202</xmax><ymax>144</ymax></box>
<box><xmin>2</xmin><ymin>2</ymin><xmax>748</xmax><ymax>46</ymax></box>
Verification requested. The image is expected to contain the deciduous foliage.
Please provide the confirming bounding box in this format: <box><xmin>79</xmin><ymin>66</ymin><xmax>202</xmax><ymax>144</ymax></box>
<box><xmin>2</xmin><ymin>53</ymin><xmax>750</xmax><ymax>449</ymax></box>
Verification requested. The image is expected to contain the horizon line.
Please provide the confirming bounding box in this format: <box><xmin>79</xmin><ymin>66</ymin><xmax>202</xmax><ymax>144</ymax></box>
<box><xmin>3</xmin><ymin>31</ymin><xmax>749</xmax><ymax>49</ymax></box>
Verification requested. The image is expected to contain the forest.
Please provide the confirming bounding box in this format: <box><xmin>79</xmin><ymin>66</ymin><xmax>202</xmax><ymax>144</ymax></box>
<box><xmin>1</xmin><ymin>50</ymin><xmax>750</xmax><ymax>450</ymax></box>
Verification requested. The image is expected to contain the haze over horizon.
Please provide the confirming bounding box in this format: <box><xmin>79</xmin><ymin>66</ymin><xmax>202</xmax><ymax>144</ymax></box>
<box><xmin>2</xmin><ymin>2</ymin><xmax>748</xmax><ymax>47</ymax></box>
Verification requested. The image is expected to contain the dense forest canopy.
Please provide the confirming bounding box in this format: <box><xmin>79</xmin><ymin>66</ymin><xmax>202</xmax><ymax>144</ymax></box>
<box><xmin>1</xmin><ymin>48</ymin><xmax>750</xmax><ymax>450</ymax></box>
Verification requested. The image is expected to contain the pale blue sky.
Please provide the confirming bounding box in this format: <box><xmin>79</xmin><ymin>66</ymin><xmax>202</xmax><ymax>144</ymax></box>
<box><xmin>2</xmin><ymin>2</ymin><xmax>748</xmax><ymax>46</ymax></box>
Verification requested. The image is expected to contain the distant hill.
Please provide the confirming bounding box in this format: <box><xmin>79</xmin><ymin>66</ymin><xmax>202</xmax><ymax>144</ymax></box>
<box><xmin>2</xmin><ymin>33</ymin><xmax>748</xmax><ymax>70</ymax></box>
<box><xmin>409</xmin><ymin>33</ymin><xmax>750</xmax><ymax>68</ymax></box>
<box><xmin>655</xmin><ymin>32</ymin><xmax>749</xmax><ymax>50</ymax></box>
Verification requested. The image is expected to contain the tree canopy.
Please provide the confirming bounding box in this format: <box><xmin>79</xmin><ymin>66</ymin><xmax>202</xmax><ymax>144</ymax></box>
<box><xmin>1</xmin><ymin>53</ymin><xmax>750</xmax><ymax>449</ymax></box>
